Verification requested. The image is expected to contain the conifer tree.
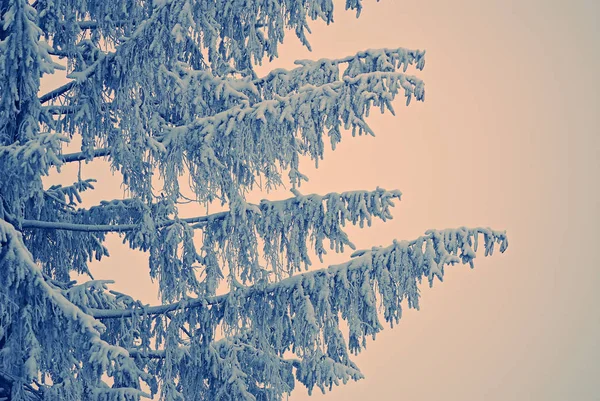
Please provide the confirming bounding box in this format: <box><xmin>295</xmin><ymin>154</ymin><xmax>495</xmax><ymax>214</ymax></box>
<box><xmin>0</xmin><ymin>1</ymin><xmax>508</xmax><ymax>400</ymax></box>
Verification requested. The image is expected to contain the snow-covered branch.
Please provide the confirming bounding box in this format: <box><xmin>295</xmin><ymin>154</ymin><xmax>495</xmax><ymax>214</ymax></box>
<box><xmin>85</xmin><ymin>226</ymin><xmax>507</xmax><ymax>398</ymax></box>
<box><xmin>21</xmin><ymin>188</ymin><xmax>398</xmax><ymax>232</ymax></box>
<box><xmin>0</xmin><ymin>1</ymin><xmax>510</xmax><ymax>399</ymax></box>
<box><xmin>20</xmin><ymin>214</ymin><xmax>210</xmax><ymax>232</ymax></box>
<box><xmin>39</xmin><ymin>80</ymin><xmax>77</xmax><ymax>104</ymax></box>
<box><xmin>35</xmin><ymin>0</ymin><xmax>426</xmax><ymax>204</ymax></box>
<box><xmin>60</xmin><ymin>147</ymin><xmax>110</xmax><ymax>162</ymax></box>
<box><xmin>148</xmin><ymin>69</ymin><xmax>424</xmax><ymax>205</ymax></box>
<box><xmin>0</xmin><ymin>219</ymin><xmax>147</xmax><ymax>399</ymax></box>
<box><xmin>89</xmin><ymin>227</ymin><xmax>507</xmax><ymax>320</ymax></box>
<box><xmin>44</xmin><ymin>178</ymin><xmax>97</xmax><ymax>207</ymax></box>
<box><xmin>50</xmin><ymin>47</ymin><xmax>424</xmax><ymax>170</ymax></box>
<box><xmin>129</xmin><ymin>337</ymin><xmax>301</xmax><ymax>367</ymax></box>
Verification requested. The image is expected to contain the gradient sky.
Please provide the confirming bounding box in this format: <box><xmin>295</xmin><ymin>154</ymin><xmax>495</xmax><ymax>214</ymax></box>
<box><xmin>43</xmin><ymin>0</ymin><xmax>600</xmax><ymax>400</ymax></box>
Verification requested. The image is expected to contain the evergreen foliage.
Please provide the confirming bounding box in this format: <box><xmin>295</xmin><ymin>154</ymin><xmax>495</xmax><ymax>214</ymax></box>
<box><xmin>0</xmin><ymin>1</ymin><xmax>507</xmax><ymax>400</ymax></box>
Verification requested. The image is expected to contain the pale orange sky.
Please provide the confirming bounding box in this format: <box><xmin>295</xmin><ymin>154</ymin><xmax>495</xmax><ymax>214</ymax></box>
<box><xmin>43</xmin><ymin>1</ymin><xmax>599</xmax><ymax>400</ymax></box>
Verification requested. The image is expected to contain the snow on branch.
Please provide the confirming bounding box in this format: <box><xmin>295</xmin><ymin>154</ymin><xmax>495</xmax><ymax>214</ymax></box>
<box><xmin>153</xmin><ymin>69</ymin><xmax>424</xmax><ymax>204</ymax></box>
<box><xmin>257</xmin><ymin>47</ymin><xmax>425</xmax><ymax>99</ymax></box>
<box><xmin>86</xmin><ymin>226</ymin><xmax>507</xmax><ymax>399</ymax></box>
<box><xmin>17</xmin><ymin>188</ymin><xmax>402</xmax><ymax>302</ymax></box>
<box><xmin>0</xmin><ymin>132</ymin><xmax>66</xmax><ymax>176</ymax></box>
<box><xmin>44</xmin><ymin>178</ymin><xmax>97</xmax><ymax>207</ymax></box>
<box><xmin>199</xmin><ymin>188</ymin><xmax>403</xmax><ymax>295</ymax></box>
<box><xmin>157</xmin><ymin>47</ymin><xmax>425</xmax><ymax>118</ymax></box>
<box><xmin>50</xmin><ymin>47</ymin><xmax>425</xmax><ymax>171</ymax></box>
<box><xmin>89</xmin><ymin>227</ymin><xmax>507</xmax><ymax>320</ymax></box>
<box><xmin>36</xmin><ymin>0</ymin><xmax>426</xmax><ymax>203</ymax></box>
<box><xmin>38</xmin><ymin>80</ymin><xmax>78</xmax><ymax>104</ymax></box>
<box><xmin>0</xmin><ymin>219</ymin><xmax>148</xmax><ymax>400</ymax></box>
<box><xmin>0</xmin><ymin>132</ymin><xmax>67</xmax><ymax>222</ymax></box>
<box><xmin>60</xmin><ymin>147</ymin><xmax>110</xmax><ymax>163</ymax></box>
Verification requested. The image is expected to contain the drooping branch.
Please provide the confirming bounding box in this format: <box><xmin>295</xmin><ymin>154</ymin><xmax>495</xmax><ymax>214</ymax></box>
<box><xmin>20</xmin><ymin>213</ymin><xmax>221</xmax><ymax>232</ymax></box>
<box><xmin>21</xmin><ymin>188</ymin><xmax>396</xmax><ymax>234</ymax></box>
<box><xmin>77</xmin><ymin>20</ymin><xmax>130</xmax><ymax>30</ymax></box>
<box><xmin>42</xmin><ymin>105</ymin><xmax>77</xmax><ymax>115</ymax></box>
<box><xmin>44</xmin><ymin>47</ymin><xmax>424</xmax><ymax>191</ymax></box>
<box><xmin>128</xmin><ymin>339</ymin><xmax>302</xmax><ymax>368</ymax></box>
<box><xmin>37</xmin><ymin>0</ymin><xmax>183</xmax><ymax>106</ymax></box>
<box><xmin>0</xmin><ymin>218</ymin><xmax>112</xmax><ymax>338</ymax></box>
<box><xmin>0</xmin><ymin>219</ymin><xmax>145</xmax><ymax>392</ymax></box>
<box><xmin>88</xmin><ymin>227</ymin><xmax>508</xmax><ymax>320</ymax></box>
<box><xmin>39</xmin><ymin>80</ymin><xmax>77</xmax><ymax>104</ymax></box>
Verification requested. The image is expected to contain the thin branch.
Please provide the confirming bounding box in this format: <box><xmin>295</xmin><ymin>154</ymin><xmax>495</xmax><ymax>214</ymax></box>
<box><xmin>21</xmin><ymin>219</ymin><xmax>137</xmax><ymax>233</ymax></box>
<box><xmin>128</xmin><ymin>341</ymin><xmax>301</xmax><ymax>368</ymax></box>
<box><xmin>18</xmin><ymin>189</ymin><xmax>347</xmax><ymax>233</ymax></box>
<box><xmin>77</xmin><ymin>20</ymin><xmax>131</xmax><ymax>30</ymax></box>
<box><xmin>20</xmin><ymin>212</ymin><xmax>225</xmax><ymax>232</ymax></box>
<box><xmin>61</xmin><ymin>148</ymin><xmax>111</xmax><ymax>163</ymax></box>
<box><xmin>165</xmin><ymin>311</ymin><xmax>193</xmax><ymax>339</ymax></box>
<box><xmin>87</xmin><ymin>227</ymin><xmax>506</xmax><ymax>320</ymax></box>
<box><xmin>86</xmin><ymin>230</ymin><xmax>436</xmax><ymax>319</ymax></box>
<box><xmin>39</xmin><ymin>3</ymin><xmax>172</xmax><ymax>105</ymax></box>
<box><xmin>39</xmin><ymin>81</ymin><xmax>77</xmax><ymax>104</ymax></box>
<box><xmin>42</xmin><ymin>105</ymin><xmax>77</xmax><ymax>115</ymax></box>
<box><xmin>47</xmin><ymin>49</ymin><xmax>75</xmax><ymax>57</ymax></box>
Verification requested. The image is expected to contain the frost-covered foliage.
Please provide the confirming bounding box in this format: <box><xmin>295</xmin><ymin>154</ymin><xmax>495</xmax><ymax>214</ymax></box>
<box><xmin>0</xmin><ymin>1</ymin><xmax>507</xmax><ymax>400</ymax></box>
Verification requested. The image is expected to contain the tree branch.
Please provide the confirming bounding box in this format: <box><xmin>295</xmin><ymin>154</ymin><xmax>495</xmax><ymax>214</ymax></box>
<box><xmin>47</xmin><ymin>49</ymin><xmax>75</xmax><ymax>57</ymax></box>
<box><xmin>20</xmin><ymin>188</ymin><xmax>384</xmax><ymax>233</ymax></box>
<box><xmin>48</xmin><ymin>47</ymin><xmax>423</xmax><ymax>168</ymax></box>
<box><xmin>21</xmin><ymin>219</ymin><xmax>137</xmax><ymax>233</ymax></box>
<box><xmin>61</xmin><ymin>147</ymin><xmax>110</xmax><ymax>163</ymax></box>
<box><xmin>20</xmin><ymin>212</ymin><xmax>225</xmax><ymax>232</ymax></box>
<box><xmin>42</xmin><ymin>105</ymin><xmax>77</xmax><ymax>115</ymax></box>
<box><xmin>128</xmin><ymin>340</ymin><xmax>301</xmax><ymax>368</ymax></box>
<box><xmin>0</xmin><ymin>219</ymin><xmax>142</xmax><ymax>382</ymax></box>
<box><xmin>39</xmin><ymin>2</ymin><xmax>172</xmax><ymax>105</ymax></box>
<box><xmin>39</xmin><ymin>81</ymin><xmax>77</xmax><ymax>104</ymax></box>
<box><xmin>87</xmin><ymin>227</ymin><xmax>508</xmax><ymax>320</ymax></box>
<box><xmin>77</xmin><ymin>20</ymin><xmax>130</xmax><ymax>30</ymax></box>
<box><xmin>0</xmin><ymin>370</ymin><xmax>44</xmax><ymax>400</ymax></box>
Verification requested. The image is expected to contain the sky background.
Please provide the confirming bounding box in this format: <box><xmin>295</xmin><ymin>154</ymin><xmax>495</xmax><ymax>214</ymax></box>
<box><xmin>43</xmin><ymin>0</ymin><xmax>600</xmax><ymax>400</ymax></box>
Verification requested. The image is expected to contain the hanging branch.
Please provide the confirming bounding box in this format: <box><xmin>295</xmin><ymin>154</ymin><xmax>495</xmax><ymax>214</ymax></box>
<box><xmin>0</xmin><ymin>219</ymin><xmax>147</xmax><ymax>396</ymax></box>
<box><xmin>19</xmin><ymin>214</ymin><xmax>214</xmax><ymax>232</ymax></box>
<box><xmin>88</xmin><ymin>227</ymin><xmax>508</xmax><ymax>319</ymax></box>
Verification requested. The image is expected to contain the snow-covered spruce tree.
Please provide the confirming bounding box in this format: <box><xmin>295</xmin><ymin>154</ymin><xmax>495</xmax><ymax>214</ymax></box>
<box><xmin>0</xmin><ymin>1</ymin><xmax>508</xmax><ymax>400</ymax></box>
